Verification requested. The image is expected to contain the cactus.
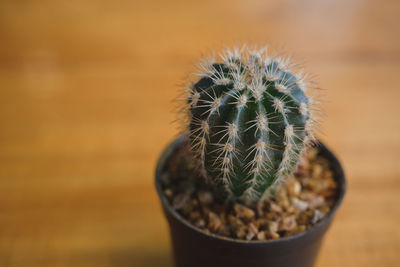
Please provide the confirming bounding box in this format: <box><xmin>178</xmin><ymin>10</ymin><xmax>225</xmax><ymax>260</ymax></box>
<box><xmin>185</xmin><ymin>46</ymin><xmax>318</xmax><ymax>202</ymax></box>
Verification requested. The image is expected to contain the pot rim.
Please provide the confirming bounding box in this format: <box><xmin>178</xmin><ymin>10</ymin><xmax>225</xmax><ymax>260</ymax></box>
<box><xmin>155</xmin><ymin>135</ymin><xmax>346</xmax><ymax>245</ymax></box>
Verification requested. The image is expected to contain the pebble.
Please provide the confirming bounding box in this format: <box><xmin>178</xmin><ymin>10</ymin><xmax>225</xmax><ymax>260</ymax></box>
<box><xmin>268</xmin><ymin>221</ymin><xmax>279</xmax><ymax>233</ymax></box>
<box><xmin>297</xmin><ymin>212</ymin><xmax>311</xmax><ymax>225</ymax></box>
<box><xmin>256</xmin><ymin>202</ymin><xmax>264</xmax><ymax>217</ymax></box>
<box><xmin>227</xmin><ymin>215</ymin><xmax>236</xmax><ymax>225</ymax></box>
<box><xmin>312</xmin><ymin>164</ymin><xmax>323</xmax><ymax>178</ymax></box>
<box><xmin>275</xmin><ymin>191</ymin><xmax>290</xmax><ymax>209</ymax></box>
<box><xmin>228</xmin><ymin>215</ymin><xmax>244</xmax><ymax>226</ymax></box>
<box><xmin>311</xmin><ymin>209</ymin><xmax>325</xmax><ymax>224</ymax></box>
<box><xmin>308</xmin><ymin>195</ymin><xmax>325</xmax><ymax>209</ymax></box>
<box><xmin>266</xmin><ymin>231</ymin><xmax>280</xmax><ymax>239</ymax></box>
<box><xmin>234</xmin><ymin>203</ymin><xmax>255</xmax><ymax>220</ymax></box>
<box><xmin>292</xmin><ymin>197</ymin><xmax>309</xmax><ymax>211</ymax></box>
<box><xmin>189</xmin><ymin>211</ymin><xmax>201</xmax><ymax>221</ymax></box>
<box><xmin>198</xmin><ymin>191</ymin><xmax>213</xmax><ymax>205</ymax></box>
<box><xmin>307</xmin><ymin>149</ymin><xmax>318</xmax><ymax>160</ymax></box>
<box><xmin>236</xmin><ymin>226</ymin><xmax>247</xmax><ymax>239</ymax></box>
<box><xmin>172</xmin><ymin>193</ymin><xmax>190</xmax><ymax>209</ymax></box>
<box><xmin>248</xmin><ymin>223</ymin><xmax>258</xmax><ymax>234</ymax></box>
<box><xmin>195</xmin><ymin>218</ymin><xmax>206</xmax><ymax>227</ymax></box>
<box><xmin>313</xmin><ymin>179</ymin><xmax>331</xmax><ymax>193</ymax></box>
<box><xmin>163</xmin><ymin>188</ymin><xmax>173</xmax><ymax>199</ymax></box>
<box><xmin>269</xmin><ymin>201</ymin><xmax>283</xmax><ymax>213</ymax></box>
<box><xmin>246</xmin><ymin>231</ymin><xmax>256</xmax><ymax>241</ymax></box>
<box><xmin>257</xmin><ymin>231</ymin><xmax>266</xmax><ymax>240</ymax></box>
<box><xmin>208</xmin><ymin>212</ymin><xmax>222</xmax><ymax>232</ymax></box>
<box><xmin>289</xmin><ymin>180</ymin><xmax>302</xmax><ymax>196</ymax></box>
<box><xmin>255</xmin><ymin>218</ymin><xmax>268</xmax><ymax>229</ymax></box>
<box><xmin>280</xmin><ymin>215</ymin><xmax>297</xmax><ymax>231</ymax></box>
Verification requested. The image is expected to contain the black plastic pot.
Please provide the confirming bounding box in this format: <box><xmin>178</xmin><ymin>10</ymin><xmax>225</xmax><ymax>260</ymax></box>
<box><xmin>155</xmin><ymin>136</ymin><xmax>346</xmax><ymax>267</ymax></box>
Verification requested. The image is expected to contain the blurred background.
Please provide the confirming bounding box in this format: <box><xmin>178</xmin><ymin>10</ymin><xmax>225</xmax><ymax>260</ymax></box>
<box><xmin>0</xmin><ymin>0</ymin><xmax>399</xmax><ymax>266</ymax></box>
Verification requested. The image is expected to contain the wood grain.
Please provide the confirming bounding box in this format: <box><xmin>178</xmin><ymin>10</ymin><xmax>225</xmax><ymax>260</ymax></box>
<box><xmin>0</xmin><ymin>0</ymin><xmax>399</xmax><ymax>266</ymax></box>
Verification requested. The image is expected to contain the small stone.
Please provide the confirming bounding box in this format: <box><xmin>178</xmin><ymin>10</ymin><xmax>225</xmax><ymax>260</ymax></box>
<box><xmin>195</xmin><ymin>218</ymin><xmax>206</xmax><ymax>227</ymax></box>
<box><xmin>267</xmin><ymin>221</ymin><xmax>279</xmax><ymax>233</ymax></box>
<box><xmin>297</xmin><ymin>212</ymin><xmax>311</xmax><ymax>225</ymax></box>
<box><xmin>246</xmin><ymin>231</ymin><xmax>256</xmax><ymax>241</ymax></box>
<box><xmin>255</xmin><ymin>218</ymin><xmax>268</xmax><ymax>229</ymax></box>
<box><xmin>307</xmin><ymin>149</ymin><xmax>318</xmax><ymax>161</ymax></box>
<box><xmin>228</xmin><ymin>214</ymin><xmax>237</xmax><ymax>225</ymax></box>
<box><xmin>312</xmin><ymin>179</ymin><xmax>331</xmax><ymax>193</ymax></box>
<box><xmin>289</xmin><ymin>180</ymin><xmax>302</xmax><ymax>196</ymax></box>
<box><xmin>308</xmin><ymin>196</ymin><xmax>325</xmax><ymax>209</ymax></box>
<box><xmin>228</xmin><ymin>215</ymin><xmax>244</xmax><ymax>227</ymax></box>
<box><xmin>234</xmin><ymin>203</ymin><xmax>255</xmax><ymax>220</ymax></box>
<box><xmin>320</xmin><ymin>205</ymin><xmax>331</xmax><ymax>214</ymax></box>
<box><xmin>275</xmin><ymin>191</ymin><xmax>290</xmax><ymax>209</ymax></box>
<box><xmin>172</xmin><ymin>193</ymin><xmax>190</xmax><ymax>210</ymax></box>
<box><xmin>311</xmin><ymin>209</ymin><xmax>325</xmax><ymax>224</ymax></box>
<box><xmin>208</xmin><ymin>212</ymin><xmax>222</xmax><ymax>232</ymax></box>
<box><xmin>197</xmin><ymin>191</ymin><xmax>213</xmax><ymax>205</ymax></box>
<box><xmin>286</xmin><ymin>205</ymin><xmax>296</xmax><ymax>213</ymax></box>
<box><xmin>269</xmin><ymin>201</ymin><xmax>283</xmax><ymax>213</ymax></box>
<box><xmin>324</xmin><ymin>170</ymin><xmax>334</xmax><ymax>180</ymax></box>
<box><xmin>256</xmin><ymin>202</ymin><xmax>264</xmax><ymax>217</ymax></box>
<box><xmin>280</xmin><ymin>215</ymin><xmax>297</xmax><ymax>231</ymax></box>
<box><xmin>321</xmin><ymin>189</ymin><xmax>336</xmax><ymax>198</ymax></box>
<box><xmin>181</xmin><ymin>201</ymin><xmax>195</xmax><ymax>215</ymax></box>
<box><xmin>236</xmin><ymin>226</ymin><xmax>247</xmax><ymax>239</ymax></box>
<box><xmin>163</xmin><ymin>188</ymin><xmax>173</xmax><ymax>199</ymax></box>
<box><xmin>312</xmin><ymin>164</ymin><xmax>323</xmax><ymax>177</ymax></box>
<box><xmin>189</xmin><ymin>211</ymin><xmax>201</xmax><ymax>221</ymax></box>
<box><xmin>265</xmin><ymin>212</ymin><xmax>280</xmax><ymax>221</ymax></box>
<box><xmin>301</xmin><ymin>178</ymin><xmax>313</xmax><ymax>189</ymax></box>
<box><xmin>285</xmin><ymin>225</ymin><xmax>307</xmax><ymax>236</ymax></box>
<box><xmin>257</xmin><ymin>231</ymin><xmax>266</xmax><ymax>240</ymax></box>
<box><xmin>228</xmin><ymin>215</ymin><xmax>236</xmax><ymax>225</ymax></box>
<box><xmin>219</xmin><ymin>212</ymin><xmax>227</xmax><ymax>225</ymax></box>
<box><xmin>300</xmin><ymin>192</ymin><xmax>325</xmax><ymax>209</ymax></box>
<box><xmin>248</xmin><ymin>223</ymin><xmax>258</xmax><ymax>234</ymax></box>
<box><xmin>266</xmin><ymin>231</ymin><xmax>280</xmax><ymax>239</ymax></box>
<box><xmin>293</xmin><ymin>225</ymin><xmax>306</xmax><ymax>235</ymax></box>
<box><xmin>203</xmin><ymin>228</ymin><xmax>211</xmax><ymax>235</ymax></box>
<box><xmin>292</xmin><ymin>197</ymin><xmax>308</xmax><ymax>211</ymax></box>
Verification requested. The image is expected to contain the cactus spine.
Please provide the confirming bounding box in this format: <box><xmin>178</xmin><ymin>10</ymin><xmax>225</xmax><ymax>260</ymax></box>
<box><xmin>186</xmin><ymin>46</ymin><xmax>318</xmax><ymax>202</ymax></box>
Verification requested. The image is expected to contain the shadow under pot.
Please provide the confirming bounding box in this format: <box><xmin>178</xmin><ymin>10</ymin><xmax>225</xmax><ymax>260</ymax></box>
<box><xmin>155</xmin><ymin>136</ymin><xmax>346</xmax><ymax>267</ymax></box>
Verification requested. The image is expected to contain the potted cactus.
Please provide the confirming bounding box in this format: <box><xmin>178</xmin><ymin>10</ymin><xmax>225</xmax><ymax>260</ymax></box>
<box><xmin>155</xmin><ymin>46</ymin><xmax>345</xmax><ymax>267</ymax></box>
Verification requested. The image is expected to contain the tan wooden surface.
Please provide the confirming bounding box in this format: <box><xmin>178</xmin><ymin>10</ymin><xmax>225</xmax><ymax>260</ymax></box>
<box><xmin>0</xmin><ymin>0</ymin><xmax>399</xmax><ymax>266</ymax></box>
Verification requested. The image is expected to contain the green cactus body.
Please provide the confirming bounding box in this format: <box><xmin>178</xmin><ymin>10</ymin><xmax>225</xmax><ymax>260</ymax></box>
<box><xmin>187</xmin><ymin>47</ymin><xmax>316</xmax><ymax>202</ymax></box>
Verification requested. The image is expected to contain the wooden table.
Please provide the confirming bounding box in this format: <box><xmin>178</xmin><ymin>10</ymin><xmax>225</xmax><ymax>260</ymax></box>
<box><xmin>0</xmin><ymin>0</ymin><xmax>399</xmax><ymax>266</ymax></box>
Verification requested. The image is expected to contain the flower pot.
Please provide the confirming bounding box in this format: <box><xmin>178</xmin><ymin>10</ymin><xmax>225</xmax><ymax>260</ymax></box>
<box><xmin>155</xmin><ymin>136</ymin><xmax>346</xmax><ymax>267</ymax></box>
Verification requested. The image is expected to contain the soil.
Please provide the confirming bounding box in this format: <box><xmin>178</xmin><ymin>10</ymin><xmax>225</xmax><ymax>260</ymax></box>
<box><xmin>159</xmin><ymin>143</ymin><xmax>338</xmax><ymax>241</ymax></box>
